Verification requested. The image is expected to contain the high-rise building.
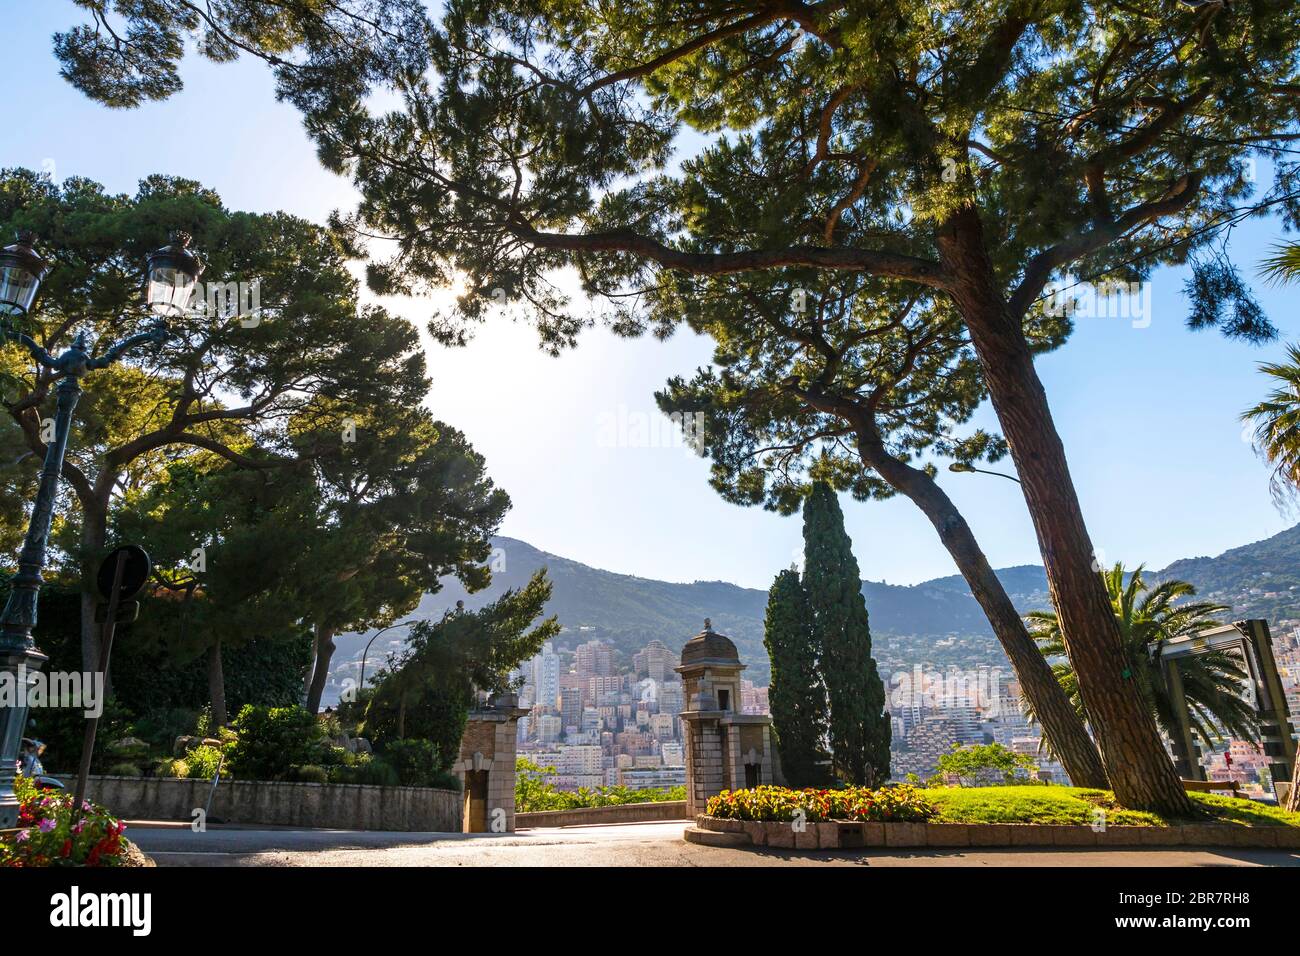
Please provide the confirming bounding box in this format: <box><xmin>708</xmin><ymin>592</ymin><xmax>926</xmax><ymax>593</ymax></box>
<box><xmin>560</xmin><ymin>687</ymin><xmax>583</xmax><ymax>732</ymax></box>
<box><xmin>536</xmin><ymin>714</ymin><xmax>562</xmax><ymax>745</ymax></box>
<box><xmin>634</xmin><ymin>640</ymin><xmax>678</xmax><ymax>683</ymax></box>
<box><xmin>576</xmin><ymin>639</ymin><xmax>614</xmax><ymax>678</ymax></box>
<box><xmin>530</xmin><ymin>642</ymin><xmax>560</xmax><ymax>711</ymax></box>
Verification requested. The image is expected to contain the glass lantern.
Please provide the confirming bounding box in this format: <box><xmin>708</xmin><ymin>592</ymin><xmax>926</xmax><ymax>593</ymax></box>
<box><xmin>0</xmin><ymin>231</ymin><xmax>52</xmax><ymax>318</ymax></box>
<box><xmin>145</xmin><ymin>231</ymin><xmax>205</xmax><ymax>317</ymax></box>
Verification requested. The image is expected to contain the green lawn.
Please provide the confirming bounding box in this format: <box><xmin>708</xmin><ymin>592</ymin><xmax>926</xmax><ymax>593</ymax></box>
<box><xmin>926</xmin><ymin>785</ymin><xmax>1300</xmax><ymax>828</ymax></box>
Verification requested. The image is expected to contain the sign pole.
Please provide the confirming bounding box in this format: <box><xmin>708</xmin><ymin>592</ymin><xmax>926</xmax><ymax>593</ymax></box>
<box><xmin>71</xmin><ymin>549</ymin><xmax>128</xmax><ymax>823</ymax></box>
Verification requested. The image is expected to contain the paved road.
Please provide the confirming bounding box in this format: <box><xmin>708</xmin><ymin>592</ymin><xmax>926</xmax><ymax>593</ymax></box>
<box><xmin>129</xmin><ymin>821</ymin><xmax>1300</xmax><ymax>867</ymax></box>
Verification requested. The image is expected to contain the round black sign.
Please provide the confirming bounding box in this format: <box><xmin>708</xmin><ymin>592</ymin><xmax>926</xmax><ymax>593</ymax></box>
<box><xmin>96</xmin><ymin>545</ymin><xmax>152</xmax><ymax>601</ymax></box>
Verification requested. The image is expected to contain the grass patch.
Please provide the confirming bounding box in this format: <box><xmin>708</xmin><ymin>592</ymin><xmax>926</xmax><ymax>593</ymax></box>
<box><xmin>926</xmin><ymin>785</ymin><xmax>1300</xmax><ymax>828</ymax></box>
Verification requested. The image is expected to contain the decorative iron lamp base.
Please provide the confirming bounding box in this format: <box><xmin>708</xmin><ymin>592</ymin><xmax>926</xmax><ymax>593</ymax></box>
<box><xmin>0</xmin><ymin>645</ymin><xmax>48</xmax><ymax>829</ymax></box>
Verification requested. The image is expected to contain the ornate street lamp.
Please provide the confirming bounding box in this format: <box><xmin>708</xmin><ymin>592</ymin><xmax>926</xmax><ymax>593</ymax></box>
<box><xmin>145</xmin><ymin>231</ymin><xmax>204</xmax><ymax>317</ymax></box>
<box><xmin>0</xmin><ymin>232</ymin><xmax>202</xmax><ymax>829</ymax></box>
<box><xmin>0</xmin><ymin>232</ymin><xmax>53</xmax><ymax>318</ymax></box>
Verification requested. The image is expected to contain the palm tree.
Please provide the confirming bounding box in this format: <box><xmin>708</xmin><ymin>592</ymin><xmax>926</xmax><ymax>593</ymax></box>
<box><xmin>1026</xmin><ymin>564</ymin><xmax>1258</xmax><ymax>757</ymax></box>
<box><xmin>1242</xmin><ymin>341</ymin><xmax>1300</xmax><ymax>503</ymax></box>
<box><xmin>1259</xmin><ymin>241</ymin><xmax>1300</xmax><ymax>286</ymax></box>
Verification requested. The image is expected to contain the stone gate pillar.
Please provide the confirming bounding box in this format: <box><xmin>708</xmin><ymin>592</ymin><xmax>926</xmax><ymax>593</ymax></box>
<box><xmin>455</xmin><ymin>692</ymin><xmax>528</xmax><ymax>833</ymax></box>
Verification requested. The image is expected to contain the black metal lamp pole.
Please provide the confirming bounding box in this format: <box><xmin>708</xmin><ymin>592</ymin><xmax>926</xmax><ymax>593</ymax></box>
<box><xmin>0</xmin><ymin>231</ymin><xmax>202</xmax><ymax>828</ymax></box>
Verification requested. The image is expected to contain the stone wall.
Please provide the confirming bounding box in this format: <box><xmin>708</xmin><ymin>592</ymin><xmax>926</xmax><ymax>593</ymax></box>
<box><xmin>78</xmin><ymin>775</ymin><xmax>461</xmax><ymax>832</ymax></box>
<box><xmin>515</xmin><ymin>800</ymin><xmax>688</xmax><ymax>829</ymax></box>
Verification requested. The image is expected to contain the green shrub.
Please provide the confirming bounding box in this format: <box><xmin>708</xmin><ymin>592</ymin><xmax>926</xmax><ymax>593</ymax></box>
<box><xmin>934</xmin><ymin>743</ymin><xmax>1037</xmax><ymax>786</ymax></box>
<box><xmin>129</xmin><ymin>707</ymin><xmax>201</xmax><ymax>752</ymax></box>
<box><xmin>331</xmin><ymin>755</ymin><xmax>401</xmax><ymax>787</ymax></box>
<box><xmin>183</xmin><ymin>744</ymin><xmax>229</xmax><ymax>780</ymax></box>
<box><xmin>161</xmin><ymin>758</ymin><xmax>189</xmax><ymax>778</ymax></box>
<box><xmin>227</xmin><ymin>705</ymin><xmax>326</xmax><ymax>780</ymax></box>
<box><xmin>380</xmin><ymin>739</ymin><xmax>440</xmax><ymax>787</ymax></box>
<box><xmin>289</xmin><ymin>765</ymin><xmax>329</xmax><ymax>784</ymax></box>
<box><xmin>105</xmin><ymin>762</ymin><xmax>142</xmax><ymax>777</ymax></box>
<box><xmin>514</xmin><ymin>758</ymin><xmax>684</xmax><ymax>812</ymax></box>
<box><xmin>705</xmin><ymin>784</ymin><xmax>936</xmax><ymax>823</ymax></box>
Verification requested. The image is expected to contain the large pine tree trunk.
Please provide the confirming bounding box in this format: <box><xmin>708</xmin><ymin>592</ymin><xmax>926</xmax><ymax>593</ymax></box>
<box><xmin>304</xmin><ymin>623</ymin><xmax>336</xmax><ymax>714</ymax></box>
<box><xmin>853</xmin><ymin>426</ymin><xmax>1108</xmax><ymax>788</ymax></box>
<box><xmin>207</xmin><ymin>638</ymin><xmax>227</xmax><ymax>728</ymax></box>
<box><xmin>937</xmin><ymin>207</ymin><xmax>1191</xmax><ymax>814</ymax></box>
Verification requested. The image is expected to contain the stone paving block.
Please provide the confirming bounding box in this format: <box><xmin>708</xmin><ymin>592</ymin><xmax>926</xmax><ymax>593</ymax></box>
<box><xmin>767</xmin><ymin>824</ymin><xmax>796</xmax><ymax>848</ymax></box>
<box><xmin>925</xmin><ymin>824</ymin><xmax>970</xmax><ymax>847</ymax></box>
<box><xmin>884</xmin><ymin>822</ymin><xmax>926</xmax><ymax>847</ymax></box>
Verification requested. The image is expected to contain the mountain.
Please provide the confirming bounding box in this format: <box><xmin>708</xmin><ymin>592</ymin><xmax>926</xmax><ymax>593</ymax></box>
<box><xmin>327</xmin><ymin>524</ymin><xmax>1300</xmax><ymax>695</ymax></box>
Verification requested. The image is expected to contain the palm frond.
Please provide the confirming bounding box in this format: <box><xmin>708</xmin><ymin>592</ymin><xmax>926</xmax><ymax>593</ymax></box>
<box><xmin>1259</xmin><ymin>242</ymin><xmax>1300</xmax><ymax>286</ymax></box>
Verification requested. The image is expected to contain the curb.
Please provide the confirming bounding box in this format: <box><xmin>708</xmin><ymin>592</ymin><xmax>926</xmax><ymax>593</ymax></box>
<box><xmin>690</xmin><ymin>815</ymin><xmax>1300</xmax><ymax>850</ymax></box>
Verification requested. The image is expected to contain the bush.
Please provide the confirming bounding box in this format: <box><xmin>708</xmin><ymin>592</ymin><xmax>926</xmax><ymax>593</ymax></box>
<box><xmin>183</xmin><ymin>744</ymin><xmax>229</xmax><ymax>780</ymax></box>
<box><xmin>933</xmin><ymin>743</ymin><xmax>1037</xmax><ymax>787</ymax></box>
<box><xmin>105</xmin><ymin>762</ymin><xmax>142</xmax><ymax>777</ymax></box>
<box><xmin>705</xmin><ymin>784</ymin><xmax>936</xmax><ymax>823</ymax></box>
<box><xmin>330</xmin><ymin>755</ymin><xmax>400</xmax><ymax>787</ymax></box>
<box><xmin>0</xmin><ymin>775</ymin><xmax>135</xmax><ymax>867</ymax></box>
<box><xmin>514</xmin><ymin>758</ymin><xmax>684</xmax><ymax>812</ymax></box>
<box><xmin>160</xmin><ymin>758</ymin><xmax>189</xmax><ymax>778</ymax></box>
<box><xmin>226</xmin><ymin>705</ymin><xmax>326</xmax><ymax>780</ymax></box>
<box><xmin>289</xmin><ymin>765</ymin><xmax>329</xmax><ymax>784</ymax></box>
<box><xmin>379</xmin><ymin>739</ymin><xmax>441</xmax><ymax>787</ymax></box>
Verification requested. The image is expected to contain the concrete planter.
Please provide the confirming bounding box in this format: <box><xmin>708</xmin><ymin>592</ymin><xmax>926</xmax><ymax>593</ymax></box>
<box><xmin>80</xmin><ymin>774</ymin><xmax>461</xmax><ymax>832</ymax></box>
<box><xmin>687</xmin><ymin>814</ymin><xmax>1300</xmax><ymax>850</ymax></box>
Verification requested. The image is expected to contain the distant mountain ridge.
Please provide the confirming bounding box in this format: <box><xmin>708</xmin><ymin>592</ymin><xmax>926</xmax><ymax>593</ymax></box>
<box><xmin>330</xmin><ymin>524</ymin><xmax>1300</xmax><ymax>689</ymax></box>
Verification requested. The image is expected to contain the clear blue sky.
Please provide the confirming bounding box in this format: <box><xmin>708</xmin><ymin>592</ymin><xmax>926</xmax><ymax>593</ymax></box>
<box><xmin>4</xmin><ymin>3</ymin><xmax>1297</xmax><ymax>590</ymax></box>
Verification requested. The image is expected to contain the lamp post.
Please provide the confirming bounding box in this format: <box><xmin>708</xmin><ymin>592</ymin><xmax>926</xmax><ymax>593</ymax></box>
<box><xmin>947</xmin><ymin>461</ymin><xmax>1022</xmax><ymax>484</ymax></box>
<box><xmin>358</xmin><ymin>620</ymin><xmax>417</xmax><ymax>694</ymax></box>
<box><xmin>0</xmin><ymin>230</ymin><xmax>203</xmax><ymax>828</ymax></box>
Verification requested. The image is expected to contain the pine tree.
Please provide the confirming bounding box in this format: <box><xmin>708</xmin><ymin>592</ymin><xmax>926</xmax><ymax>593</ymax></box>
<box><xmin>802</xmin><ymin>482</ymin><xmax>890</xmax><ymax>786</ymax></box>
<box><xmin>763</xmin><ymin>568</ymin><xmax>829</xmax><ymax>788</ymax></box>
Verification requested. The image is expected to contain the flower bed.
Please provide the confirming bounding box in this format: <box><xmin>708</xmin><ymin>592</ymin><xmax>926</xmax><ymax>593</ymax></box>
<box><xmin>705</xmin><ymin>784</ymin><xmax>936</xmax><ymax>823</ymax></box>
<box><xmin>688</xmin><ymin>784</ymin><xmax>1300</xmax><ymax>851</ymax></box>
<box><xmin>1</xmin><ymin>776</ymin><xmax>139</xmax><ymax>867</ymax></box>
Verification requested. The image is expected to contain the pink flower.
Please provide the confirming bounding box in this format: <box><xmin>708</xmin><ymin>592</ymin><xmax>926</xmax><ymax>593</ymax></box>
<box><xmin>38</xmin><ymin>818</ymin><xmax>55</xmax><ymax>833</ymax></box>
<box><xmin>15</xmin><ymin>830</ymin><xmax>29</xmax><ymax>842</ymax></box>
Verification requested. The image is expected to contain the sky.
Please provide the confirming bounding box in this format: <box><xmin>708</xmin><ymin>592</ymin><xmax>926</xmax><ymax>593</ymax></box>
<box><xmin>3</xmin><ymin>3</ymin><xmax>1298</xmax><ymax>591</ymax></box>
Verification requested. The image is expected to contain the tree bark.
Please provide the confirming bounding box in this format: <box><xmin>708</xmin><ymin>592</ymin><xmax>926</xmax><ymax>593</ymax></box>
<box><xmin>936</xmin><ymin>206</ymin><xmax>1192</xmax><ymax>814</ymax></box>
<box><xmin>304</xmin><ymin>623</ymin><xmax>336</xmax><ymax>714</ymax></box>
<box><xmin>207</xmin><ymin>638</ymin><xmax>227</xmax><ymax>728</ymax></box>
<box><xmin>852</xmin><ymin>426</ymin><xmax>1109</xmax><ymax>789</ymax></box>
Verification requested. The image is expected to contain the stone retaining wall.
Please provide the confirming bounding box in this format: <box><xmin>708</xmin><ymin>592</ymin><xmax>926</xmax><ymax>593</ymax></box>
<box><xmin>515</xmin><ymin>800</ymin><xmax>688</xmax><ymax>829</ymax></box>
<box><xmin>79</xmin><ymin>775</ymin><xmax>461</xmax><ymax>832</ymax></box>
<box><xmin>691</xmin><ymin>814</ymin><xmax>1300</xmax><ymax>850</ymax></box>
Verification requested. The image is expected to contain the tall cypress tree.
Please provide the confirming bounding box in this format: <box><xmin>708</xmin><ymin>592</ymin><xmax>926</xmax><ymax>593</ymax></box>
<box><xmin>802</xmin><ymin>482</ymin><xmax>891</xmax><ymax>786</ymax></box>
<box><xmin>763</xmin><ymin>568</ymin><xmax>829</xmax><ymax>788</ymax></box>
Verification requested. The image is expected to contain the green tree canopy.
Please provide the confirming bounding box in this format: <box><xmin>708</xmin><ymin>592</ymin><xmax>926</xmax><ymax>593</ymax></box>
<box><xmin>0</xmin><ymin>168</ymin><xmax>427</xmax><ymax>674</ymax></box>
<box><xmin>763</xmin><ymin>566</ymin><xmax>829</xmax><ymax>787</ymax></box>
<box><xmin>364</xmin><ymin>570</ymin><xmax>559</xmax><ymax>764</ymax></box>
<box><xmin>802</xmin><ymin>481</ymin><xmax>890</xmax><ymax>786</ymax></box>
